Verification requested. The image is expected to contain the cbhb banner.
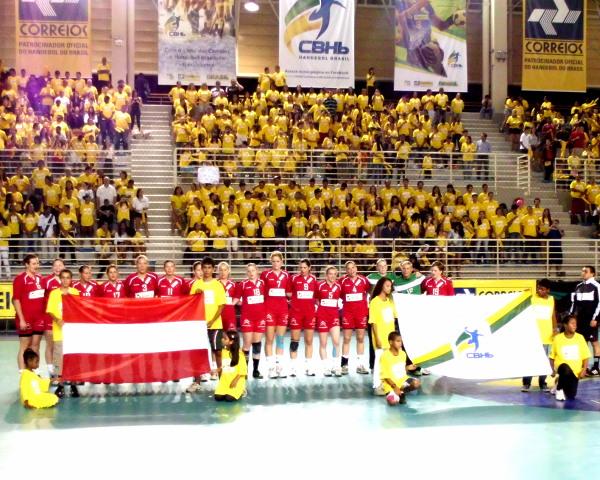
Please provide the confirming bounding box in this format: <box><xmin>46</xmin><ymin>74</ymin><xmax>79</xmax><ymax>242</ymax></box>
<box><xmin>394</xmin><ymin>0</ymin><xmax>468</xmax><ymax>92</ymax></box>
<box><xmin>158</xmin><ymin>0</ymin><xmax>237</xmax><ymax>85</ymax></box>
<box><xmin>62</xmin><ymin>295</ymin><xmax>210</xmax><ymax>384</ymax></box>
<box><xmin>279</xmin><ymin>0</ymin><xmax>355</xmax><ymax>88</ymax></box>
<box><xmin>16</xmin><ymin>0</ymin><xmax>91</xmax><ymax>76</ymax></box>
<box><xmin>394</xmin><ymin>292</ymin><xmax>552</xmax><ymax>379</ymax></box>
<box><xmin>522</xmin><ymin>0</ymin><xmax>586</xmax><ymax>92</ymax></box>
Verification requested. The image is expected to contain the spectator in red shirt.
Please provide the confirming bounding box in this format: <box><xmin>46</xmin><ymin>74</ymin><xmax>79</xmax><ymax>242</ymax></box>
<box><xmin>569</xmin><ymin>125</ymin><xmax>587</xmax><ymax>156</ymax></box>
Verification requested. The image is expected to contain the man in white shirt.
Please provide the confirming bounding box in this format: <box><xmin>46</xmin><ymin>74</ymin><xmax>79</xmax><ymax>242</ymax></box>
<box><xmin>96</xmin><ymin>176</ymin><xmax>117</xmax><ymax>207</ymax></box>
<box><xmin>519</xmin><ymin>127</ymin><xmax>533</xmax><ymax>153</ymax></box>
<box><xmin>38</xmin><ymin>206</ymin><xmax>57</xmax><ymax>260</ymax></box>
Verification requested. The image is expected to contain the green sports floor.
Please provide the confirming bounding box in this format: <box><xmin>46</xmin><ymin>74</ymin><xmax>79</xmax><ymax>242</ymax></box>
<box><xmin>1</xmin><ymin>336</ymin><xmax>599</xmax><ymax>479</ymax></box>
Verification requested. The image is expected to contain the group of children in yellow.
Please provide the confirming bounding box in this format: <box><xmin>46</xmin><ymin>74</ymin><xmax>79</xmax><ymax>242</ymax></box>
<box><xmin>172</xmin><ymin>175</ymin><xmax>556</xmax><ymax>266</ymax></box>
<box><xmin>170</xmin><ymin>69</ymin><xmax>482</xmax><ymax>178</ymax></box>
<box><xmin>1</xmin><ymin>62</ymin><xmax>136</xmax><ymax>158</ymax></box>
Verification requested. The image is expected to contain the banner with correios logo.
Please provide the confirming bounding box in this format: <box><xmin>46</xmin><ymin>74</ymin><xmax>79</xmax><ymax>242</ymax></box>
<box><xmin>279</xmin><ymin>0</ymin><xmax>355</xmax><ymax>88</ymax></box>
<box><xmin>394</xmin><ymin>0</ymin><xmax>467</xmax><ymax>92</ymax></box>
<box><xmin>16</xmin><ymin>0</ymin><xmax>91</xmax><ymax>76</ymax></box>
<box><xmin>158</xmin><ymin>0</ymin><xmax>237</xmax><ymax>85</ymax></box>
<box><xmin>522</xmin><ymin>0</ymin><xmax>586</xmax><ymax>92</ymax></box>
<box><xmin>394</xmin><ymin>292</ymin><xmax>552</xmax><ymax>379</ymax></box>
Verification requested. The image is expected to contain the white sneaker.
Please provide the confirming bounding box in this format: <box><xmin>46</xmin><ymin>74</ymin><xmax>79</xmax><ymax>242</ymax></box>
<box><xmin>200</xmin><ymin>373</ymin><xmax>211</xmax><ymax>382</ymax></box>
<box><xmin>356</xmin><ymin>365</ymin><xmax>369</xmax><ymax>375</ymax></box>
<box><xmin>323</xmin><ymin>368</ymin><xmax>333</xmax><ymax>377</ymax></box>
<box><xmin>306</xmin><ymin>367</ymin><xmax>316</xmax><ymax>377</ymax></box>
<box><xmin>268</xmin><ymin>367</ymin><xmax>278</xmax><ymax>379</ymax></box>
<box><xmin>276</xmin><ymin>364</ymin><xmax>287</xmax><ymax>378</ymax></box>
<box><xmin>555</xmin><ymin>389</ymin><xmax>566</xmax><ymax>401</ymax></box>
<box><xmin>341</xmin><ymin>365</ymin><xmax>349</xmax><ymax>375</ymax></box>
<box><xmin>421</xmin><ymin>368</ymin><xmax>431</xmax><ymax>376</ymax></box>
<box><xmin>333</xmin><ymin>367</ymin><xmax>342</xmax><ymax>377</ymax></box>
<box><xmin>289</xmin><ymin>365</ymin><xmax>297</xmax><ymax>377</ymax></box>
<box><xmin>373</xmin><ymin>385</ymin><xmax>387</xmax><ymax>396</ymax></box>
<box><xmin>186</xmin><ymin>382</ymin><xmax>202</xmax><ymax>393</ymax></box>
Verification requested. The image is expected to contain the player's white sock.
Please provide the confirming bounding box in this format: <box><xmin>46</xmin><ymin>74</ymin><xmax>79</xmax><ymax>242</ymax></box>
<box><xmin>359</xmin><ymin>354</ymin><xmax>368</xmax><ymax>367</ymax></box>
<box><xmin>47</xmin><ymin>364</ymin><xmax>55</xmax><ymax>376</ymax></box>
<box><xmin>275</xmin><ymin>354</ymin><xmax>284</xmax><ymax>365</ymax></box>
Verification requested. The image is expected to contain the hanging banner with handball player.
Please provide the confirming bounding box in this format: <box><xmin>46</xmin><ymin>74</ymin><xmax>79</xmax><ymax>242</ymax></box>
<box><xmin>394</xmin><ymin>0</ymin><xmax>468</xmax><ymax>92</ymax></box>
<box><xmin>394</xmin><ymin>292</ymin><xmax>552</xmax><ymax>380</ymax></box>
<box><xmin>522</xmin><ymin>0</ymin><xmax>586</xmax><ymax>92</ymax></box>
<box><xmin>279</xmin><ymin>0</ymin><xmax>355</xmax><ymax>88</ymax></box>
<box><xmin>16</xmin><ymin>0</ymin><xmax>92</xmax><ymax>76</ymax></box>
<box><xmin>61</xmin><ymin>295</ymin><xmax>210</xmax><ymax>384</ymax></box>
<box><xmin>158</xmin><ymin>0</ymin><xmax>238</xmax><ymax>85</ymax></box>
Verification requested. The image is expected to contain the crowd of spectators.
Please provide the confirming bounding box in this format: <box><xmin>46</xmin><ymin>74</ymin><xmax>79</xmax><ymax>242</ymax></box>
<box><xmin>0</xmin><ymin>60</ymin><xmax>149</xmax><ymax>273</ymax></box>
<box><xmin>501</xmin><ymin>96</ymin><xmax>599</xmax><ymax>183</ymax></box>
<box><xmin>171</xmin><ymin>176</ymin><xmax>563</xmax><ymax>275</ymax></box>
<box><xmin>170</xmin><ymin>67</ymin><xmax>494</xmax><ymax>182</ymax></box>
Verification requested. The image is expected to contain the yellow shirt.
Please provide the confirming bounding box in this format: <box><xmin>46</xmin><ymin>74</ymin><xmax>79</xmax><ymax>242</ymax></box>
<box><xmin>215</xmin><ymin>348</ymin><xmax>247</xmax><ymax>400</ymax></box>
<box><xmin>379</xmin><ymin>349</ymin><xmax>408</xmax><ymax>394</ymax></box>
<box><xmin>80</xmin><ymin>202</ymin><xmax>96</xmax><ymax>227</ymax></box>
<box><xmin>521</xmin><ymin>214</ymin><xmax>539</xmax><ymax>237</ymax></box>
<box><xmin>189</xmin><ymin>279</ymin><xmax>226</xmax><ymax>329</ymax></box>
<box><xmin>46</xmin><ymin>287</ymin><xmax>79</xmax><ymax>342</ymax></box>
<box><xmin>97</xmin><ymin>63</ymin><xmax>111</xmax><ymax>81</ymax></box>
<box><xmin>0</xmin><ymin>225</ymin><xmax>11</xmax><ymax>247</ymax></box>
<box><xmin>532</xmin><ymin>295</ymin><xmax>555</xmax><ymax>345</ymax></box>
<box><xmin>550</xmin><ymin>332</ymin><xmax>590</xmax><ymax>376</ymax></box>
<box><xmin>369</xmin><ymin>296</ymin><xmax>397</xmax><ymax>347</ymax></box>
<box><xmin>20</xmin><ymin>369</ymin><xmax>57</xmax><ymax>409</ymax></box>
<box><xmin>114</xmin><ymin>111</ymin><xmax>131</xmax><ymax>132</ymax></box>
<box><xmin>187</xmin><ymin>230</ymin><xmax>206</xmax><ymax>252</ymax></box>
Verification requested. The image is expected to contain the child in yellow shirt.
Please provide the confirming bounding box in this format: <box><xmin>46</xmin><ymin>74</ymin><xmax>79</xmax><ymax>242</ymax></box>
<box><xmin>20</xmin><ymin>349</ymin><xmax>59</xmax><ymax>409</ymax></box>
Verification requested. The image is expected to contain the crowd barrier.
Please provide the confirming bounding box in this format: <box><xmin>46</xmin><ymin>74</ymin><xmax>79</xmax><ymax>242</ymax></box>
<box><xmin>174</xmin><ymin>148</ymin><xmax>531</xmax><ymax>193</ymax></box>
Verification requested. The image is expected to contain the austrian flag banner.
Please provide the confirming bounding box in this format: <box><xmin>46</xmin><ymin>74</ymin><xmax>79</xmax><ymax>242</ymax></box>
<box><xmin>61</xmin><ymin>295</ymin><xmax>210</xmax><ymax>384</ymax></box>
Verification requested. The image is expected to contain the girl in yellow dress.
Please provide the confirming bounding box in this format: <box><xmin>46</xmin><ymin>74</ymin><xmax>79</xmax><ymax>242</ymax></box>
<box><xmin>20</xmin><ymin>349</ymin><xmax>59</xmax><ymax>409</ymax></box>
<box><xmin>215</xmin><ymin>331</ymin><xmax>247</xmax><ymax>402</ymax></box>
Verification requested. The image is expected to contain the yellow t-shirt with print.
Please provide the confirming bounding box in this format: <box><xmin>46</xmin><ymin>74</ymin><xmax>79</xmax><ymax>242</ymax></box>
<box><xmin>189</xmin><ymin>279</ymin><xmax>226</xmax><ymax>330</ymax></box>
<box><xmin>46</xmin><ymin>287</ymin><xmax>79</xmax><ymax>342</ymax></box>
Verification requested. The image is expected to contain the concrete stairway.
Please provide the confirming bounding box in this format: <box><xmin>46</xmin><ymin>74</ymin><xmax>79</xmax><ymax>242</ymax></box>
<box><xmin>130</xmin><ymin>104</ymin><xmax>182</xmax><ymax>266</ymax></box>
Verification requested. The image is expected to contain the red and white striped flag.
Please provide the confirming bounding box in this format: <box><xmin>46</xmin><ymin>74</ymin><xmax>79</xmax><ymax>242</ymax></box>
<box><xmin>61</xmin><ymin>295</ymin><xmax>210</xmax><ymax>383</ymax></box>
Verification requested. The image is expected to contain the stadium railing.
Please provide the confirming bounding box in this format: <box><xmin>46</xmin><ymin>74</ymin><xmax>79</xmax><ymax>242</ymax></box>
<box><xmin>554</xmin><ymin>157</ymin><xmax>598</xmax><ymax>191</ymax></box>
<box><xmin>0</xmin><ymin>235</ymin><xmax>579</xmax><ymax>276</ymax></box>
<box><xmin>0</xmin><ymin>149</ymin><xmax>133</xmax><ymax>177</ymax></box>
<box><xmin>173</xmin><ymin>148</ymin><xmax>531</xmax><ymax>193</ymax></box>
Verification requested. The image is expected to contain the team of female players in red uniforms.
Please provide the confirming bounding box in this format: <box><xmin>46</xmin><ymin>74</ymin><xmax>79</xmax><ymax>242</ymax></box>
<box><xmin>13</xmin><ymin>252</ymin><xmax>454</xmax><ymax>377</ymax></box>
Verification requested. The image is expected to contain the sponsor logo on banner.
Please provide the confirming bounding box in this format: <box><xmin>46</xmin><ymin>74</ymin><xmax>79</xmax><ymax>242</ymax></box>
<box><xmin>522</xmin><ymin>0</ymin><xmax>586</xmax><ymax>92</ymax></box>
<box><xmin>16</xmin><ymin>0</ymin><xmax>91</xmax><ymax>75</ymax></box>
<box><xmin>158</xmin><ymin>1</ymin><xmax>237</xmax><ymax>85</ymax></box>
<box><xmin>394</xmin><ymin>0</ymin><xmax>468</xmax><ymax>92</ymax></box>
<box><xmin>279</xmin><ymin>0</ymin><xmax>354</xmax><ymax>88</ymax></box>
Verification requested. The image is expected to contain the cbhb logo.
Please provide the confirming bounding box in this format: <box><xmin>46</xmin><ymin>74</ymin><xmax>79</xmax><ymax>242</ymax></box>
<box><xmin>526</xmin><ymin>0</ymin><xmax>583</xmax><ymax>39</ymax></box>
<box><xmin>455</xmin><ymin>327</ymin><xmax>494</xmax><ymax>359</ymax></box>
<box><xmin>284</xmin><ymin>0</ymin><xmax>350</xmax><ymax>54</ymax></box>
<box><xmin>20</xmin><ymin>0</ymin><xmax>87</xmax><ymax>21</ymax></box>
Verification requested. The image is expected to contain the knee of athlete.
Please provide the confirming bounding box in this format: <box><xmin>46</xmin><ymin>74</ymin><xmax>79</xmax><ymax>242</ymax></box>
<box><xmin>290</xmin><ymin>340</ymin><xmax>300</xmax><ymax>353</ymax></box>
<box><xmin>251</xmin><ymin>342</ymin><xmax>262</xmax><ymax>356</ymax></box>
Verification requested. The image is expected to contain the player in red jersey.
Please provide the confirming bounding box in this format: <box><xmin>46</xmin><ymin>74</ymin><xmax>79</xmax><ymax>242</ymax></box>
<box><xmin>73</xmin><ymin>265</ymin><xmax>99</xmax><ymax>297</ymax></box>
<box><xmin>234</xmin><ymin>263</ymin><xmax>266</xmax><ymax>379</ymax></box>
<box><xmin>422</xmin><ymin>261</ymin><xmax>455</xmax><ymax>296</ymax></box>
<box><xmin>42</xmin><ymin>258</ymin><xmax>64</xmax><ymax>376</ymax></box>
<box><xmin>316</xmin><ymin>266</ymin><xmax>343</xmax><ymax>377</ymax></box>
<box><xmin>12</xmin><ymin>254</ymin><xmax>46</xmax><ymax>369</ymax></box>
<box><xmin>157</xmin><ymin>260</ymin><xmax>188</xmax><ymax>296</ymax></box>
<box><xmin>289</xmin><ymin>258</ymin><xmax>318</xmax><ymax>377</ymax></box>
<box><xmin>340</xmin><ymin>261</ymin><xmax>370</xmax><ymax>375</ymax></box>
<box><xmin>260</xmin><ymin>251</ymin><xmax>291</xmax><ymax>379</ymax></box>
<box><xmin>101</xmin><ymin>264</ymin><xmax>125</xmax><ymax>298</ymax></box>
<box><xmin>218</xmin><ymin>261</ymin><xmax>237</xmax><ymax>331</ymax></box>
<box><xmin>125</xmin><ymin>255</ymin><xmax>158</xmax><ymax>298</ymax></box>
